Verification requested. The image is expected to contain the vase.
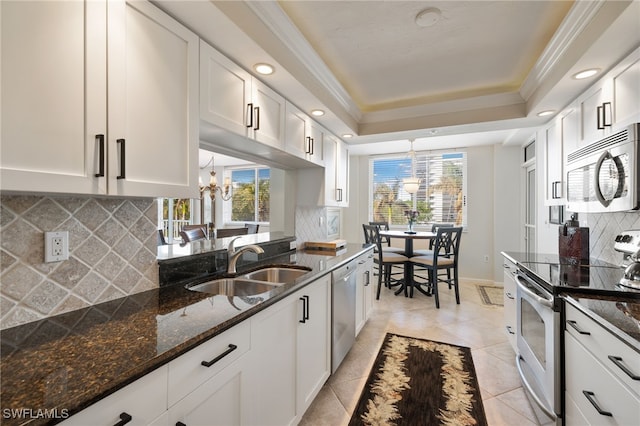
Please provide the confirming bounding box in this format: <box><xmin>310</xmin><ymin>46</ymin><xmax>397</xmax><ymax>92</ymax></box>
<box><xmin>407</xmin><ymin>221</ymin><xmax>414</xmax><ymax>233</ymax></box>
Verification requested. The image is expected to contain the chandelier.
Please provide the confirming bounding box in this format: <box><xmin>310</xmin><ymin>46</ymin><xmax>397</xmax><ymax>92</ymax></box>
<box><xmin>199</xmin><ymin>155</ymin><xmax>232</xmax><ymax>202</ymax></box>
<box><xmin>402</xmin><ymin>139</ymin><xmax>421</xmax><ymax>194</ymax></box>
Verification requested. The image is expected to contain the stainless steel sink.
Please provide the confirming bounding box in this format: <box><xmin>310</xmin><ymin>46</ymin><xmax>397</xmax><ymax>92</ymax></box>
<box><xmin>241</xmin><ymin>267</ymin><xmax>311</xmax><ymax>283</ymax></box>
<box><xmin>186</xmin><ymin>278</ymin><xmax>279</xmax><ymax>296</ymax></box>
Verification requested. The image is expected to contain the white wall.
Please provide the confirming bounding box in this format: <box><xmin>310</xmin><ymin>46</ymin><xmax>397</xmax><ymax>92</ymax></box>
<box><xmin>344</xmin><ymin>144</ymin><xmax>522</xmax><ymax>282</ymax></box>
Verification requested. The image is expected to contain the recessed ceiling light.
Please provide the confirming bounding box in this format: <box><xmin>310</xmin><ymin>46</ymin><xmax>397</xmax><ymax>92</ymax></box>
<box><xmin>342</xmin><ymin>134</ymin><xmax>353</xmax><ymax>138</ymax></box>
<box><xmin>572</xmin><ymin>68</ymin><xmax>599</xmax><ymax>80</ymax></box>
<box><xmin>415</xmin><ymin>8</ymin><xmax>441</xmax><ymax>28</ymax></box>
<box><xmin>310</xmin><ymin>109</ymin><xmax>325</xmax><ymax>117</ymax></box>
<box><xmin>254</xmin><ymin>63</ymin><xmax>274</xmax><ymax>75</ymax></box>
<box><xmin>537</xmin><ymin>110</ymin><xmax>555</xmax><ymax>117</ymax></box>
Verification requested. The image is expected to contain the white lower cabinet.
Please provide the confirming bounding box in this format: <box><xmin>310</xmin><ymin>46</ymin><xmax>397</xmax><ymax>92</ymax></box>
<box><xmin>60</xmin><ymin>365</ymin><xmax>168</xmax><ymax>426</ymax></box>
<box><xmin>356</xmin><ymin>250</ymin><xmax>375</xmax><ymax>335</ymax></box>
<box><xmin>296</xmin><ymin>275</ymin><xmax>331</xmax><ymax>416</ymax></box>
<box><xmin>564</xmin><ymin>301</ymin><xmax>640</xmax><ymax>425</ymax></box>
<box><xmin>502</xmin><ymin>257</ymin><xmax>517</xmax><ymax>352</ymax></box>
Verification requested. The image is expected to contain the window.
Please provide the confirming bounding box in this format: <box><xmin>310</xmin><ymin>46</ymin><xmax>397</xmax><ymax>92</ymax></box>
<box><xmin>370</xmin><ymin>151</ymin><xmax>467</xmax><ymax>227</ymax></box>
<box><xmin>227</xmin><ymin>167</ymin><xmax>270</xmax><ymax>223</ymax></box>
<box><xmin>159</xmin><ymin>198</ymin><xmax>194</xmax><ymax>241</ymax></box>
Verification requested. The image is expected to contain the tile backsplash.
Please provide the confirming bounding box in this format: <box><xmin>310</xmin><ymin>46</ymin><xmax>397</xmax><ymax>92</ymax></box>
<box><xmin>585</xmin><ymin>211</ymin><xmax>640</xmax><ymax>264</ymax></box>
<box><xmin>295</xmin><ymin>206</ymin><xmax>328</xmax><ymax>246</ymax></box>
<box><xmin>1</xmin><ymin>196</ymin><xmax>158</xmax><ymax>330</ymax></box>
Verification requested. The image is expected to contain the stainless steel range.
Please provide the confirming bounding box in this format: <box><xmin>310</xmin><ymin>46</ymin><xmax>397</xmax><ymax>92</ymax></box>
<box><xmin>513</xmin><ymin>229</ymin><xmax>640</xmax><ymax>426</ymax></box>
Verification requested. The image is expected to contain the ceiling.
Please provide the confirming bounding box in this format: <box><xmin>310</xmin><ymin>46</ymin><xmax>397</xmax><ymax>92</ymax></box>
<box><xmin>158</xmin><ymin>0</ymin><xmax>640</xmax><ymax>156</ymax></box>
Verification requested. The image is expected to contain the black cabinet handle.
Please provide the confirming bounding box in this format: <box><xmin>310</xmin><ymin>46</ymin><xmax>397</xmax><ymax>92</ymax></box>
<box><xmin>506</xmin><ymin>325</ymin><xmax>515</xmax><ymax>335</ymax></box>
<box><xmin>336</xmin><ymin>188</ymin><xmax>343</xmax><ymax>202</ymax></box>
<box><xmin>246</xmin><ymin>103</ymin><xmax>253</xmax><ymax>128</ymax></box>
<box><xmin>310</xmin><ymin>137</ymin><xmax>314</xmax><ymax>155</ymax></box>
<box><xmin>95</xmin><ymin>134</ymin><xmax>105</xmax><ymax>177</ymax></box>
<box><xmin>602</xmin><ymin>102</ymin><xmax>612</xmax><ymax>127</ymax></box>
<box><xmin>597</xmin><ymin>105</ymin><xmax>604</xmax><ymax>129</ymax></box>
<box><xmin>113</xmin><ymin>412</ymin><xmax>132</xmax><ymax>426</ymax></box>
<box><xmin>505</xmin><ymin>292</ymin><xmax>514</xmax><ymax>300</ymax></box>
<box><xmin>299</xmin><ymin>296</ymin><xmax>307</xmax><ymax>323</ymax></box>
<box><xmin>254</xmin><ymin>106</ymin><xmax>260</xmax><ymax>130</ymax></box>
<box><xmin>305</xmin><ymin>136</ymin><xmax>312</xmax><ymax>154</ymax></box>
<box><xmin>608</xmin><ymin>355</ymin><xmax>640</xmax><ymax>380</ymax></box>
<box><xmin>582</xmin><ymin>390</ymin><xmax>612</xmax><ymax>417</ymax></box>
<box><xmin>304</xmin><ymin>295</ymin><xmax>310</xmax><ymax>320</ymax></box>
<box><xmin>567</xmin><ymin>320</ymin><xmax>591</xmax><ymax>335</ymax></box>
<box><xmin>364</xmin><ymin>270</ymin><xmax>370</xmax><ymax>286</ymax></box>
<box><xmin>176</xmin><ymin>422</ymin><xmax>186</xmax><ymax>426</ymax></box>
<box><xmin>116</xmin><ymin>138</ymin><xmax>126</xmax><ymax>179</ymax></box>
<box><xmin>551</xmin><ymin>181</ymin><xmax>561</xmax><ymax>199</ymax></box>
<box><xmin>201</xmin><ymin>344</ymin><xmax>237</xmax><ymax>367</ymax></box>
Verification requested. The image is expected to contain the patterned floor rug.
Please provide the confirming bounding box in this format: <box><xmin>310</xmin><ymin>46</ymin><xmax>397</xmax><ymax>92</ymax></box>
<box><xmin>349</xmin><ymin>333</ymin><xmax>488</xmax><ymax>426</ymax></box>
<box><xmin>476</xmin><ymin>285</ymin><xmax>504</xmax><ymax>306</ymax></box>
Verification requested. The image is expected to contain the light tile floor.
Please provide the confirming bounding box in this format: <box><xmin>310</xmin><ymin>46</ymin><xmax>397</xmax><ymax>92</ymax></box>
<box><xmin>300</xmin><ymin>279</ymin><xmax>542</xmax><ymax>426</ymax></box>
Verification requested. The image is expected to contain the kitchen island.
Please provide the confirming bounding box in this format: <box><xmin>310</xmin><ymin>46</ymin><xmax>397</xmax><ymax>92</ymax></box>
<box><xmin>0</xmin><ymin>241</ymin><xmax>373</xmax><ymax>426</ymax></box>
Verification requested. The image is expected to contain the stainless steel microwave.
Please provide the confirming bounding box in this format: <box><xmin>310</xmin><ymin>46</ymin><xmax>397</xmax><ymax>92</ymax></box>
<box><xmin>566</xmin><ymin>123</ymin><xmax>639</xmax><ymax>213</ymax></box>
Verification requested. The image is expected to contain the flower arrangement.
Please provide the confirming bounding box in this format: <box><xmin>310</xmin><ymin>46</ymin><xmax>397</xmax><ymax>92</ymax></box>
<box><xmin>404</xmin><ymin>210</ymin><xmax>419</xmax><ymax>233</ymax></box>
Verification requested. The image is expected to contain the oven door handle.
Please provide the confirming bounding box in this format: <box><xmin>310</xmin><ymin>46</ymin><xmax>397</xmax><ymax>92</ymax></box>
<box><xmin>515</xmin><ymin>273</ymin><xmax>553</xmax><ymax>308</ymax></box>
<box><xmin>516</xmin><ymin>354</ymin><xmax>557</xmax><ymax>420</ymax></box>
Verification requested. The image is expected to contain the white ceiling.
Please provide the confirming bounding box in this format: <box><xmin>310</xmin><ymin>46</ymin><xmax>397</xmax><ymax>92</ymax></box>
<box><xmin>158</xmin><ymin>0</ymin><xmax>640</xmax><ymax>157</ymax></box>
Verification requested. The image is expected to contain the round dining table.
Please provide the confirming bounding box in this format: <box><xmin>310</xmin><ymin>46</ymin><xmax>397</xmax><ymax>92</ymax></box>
<box><xmin>379</xmin><ymin>230</ymin><xmax>436</xmax><ymax>297</ymax></box>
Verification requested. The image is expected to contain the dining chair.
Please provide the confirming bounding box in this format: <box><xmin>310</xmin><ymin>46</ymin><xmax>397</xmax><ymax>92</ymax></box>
<box><xmin>409</xmin><ymin>227</ymin><xmax>462</xmax><ymax>308</ymax></box>
<box><xmin>157</xmin><ymin>229</ymin><xmax>168</xmax><ymax>246</ymax></box>
<box><xmin>216</xmin><ymin>227</ymin><xmax>249</xmax><ymax>238</ymax></box>
<box><xmin>363</xmin><ymin>224</ymin><xmax>409</xmax><ymax>299</ymax></box>
<box><xmin>182</xmin><ymin>224</ymin><xmax>208</xmax><ymax>235</ymax></box>
<box><xmin>368</xmin><ymin>221</ymin><xmax>405</xmax><ymax>254</ymax></box>
<box><xmin>179</xmin><ymin>227</ymin><xmax>208</xmax><ymax>245</ymax></box>
<box><xmin>244</xmin><ymin>223</ymin><xmax>260</xmax><ymax>234</ymax></box>
<box><xmin>412</xmin><ymin>222</ymin><xmax>455</xmax><ymax>256</ymax></box>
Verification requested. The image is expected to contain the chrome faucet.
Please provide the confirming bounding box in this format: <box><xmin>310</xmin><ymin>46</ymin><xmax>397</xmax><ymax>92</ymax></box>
<box><xmin>227</xmin><ymin>236</ymin><xmax>264</xmax><ymax>274</ymax></box>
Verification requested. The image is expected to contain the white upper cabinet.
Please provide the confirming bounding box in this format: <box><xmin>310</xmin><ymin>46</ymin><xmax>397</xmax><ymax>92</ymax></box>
<box><xmin>576</xmin><ymin>47</ymin><xmax>640</xmax><ymax>148</ymax></box>
<box><xmin>325</xmin><ymin>135</ymin><xmax>349</xmax><ymax>207</ymax></box>
<box><xmin>1</xmin><ymin>0</ymin><xmax>199</xmax><ymax>198</ymax></box>
<box><xmin>284</xmin><ymin>102</ymin><xmax>325</xmax><ymax>166</ymax></box>
<box><xmin>200</xmin><ymin>41</ymin><xmax>286</xmax><ymax>150</ymax></box>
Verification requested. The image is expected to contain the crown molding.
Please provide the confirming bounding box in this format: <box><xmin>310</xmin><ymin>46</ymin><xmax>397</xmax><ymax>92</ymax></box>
<box><xmin>520</xmin><ymin>0</ymin><xmax>605</xmax><ymax>100</ymax></box>
<box><xmin>245</xmin><ymin>1</ymin><xmax>362</xmax><ymax>122</ymax></box>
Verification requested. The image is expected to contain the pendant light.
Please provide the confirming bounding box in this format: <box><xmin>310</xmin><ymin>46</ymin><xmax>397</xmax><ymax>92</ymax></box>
<box><xmin>402</xmin><ymin>139</ymin><xmax>420</xmax><ymax>194</ymax></box>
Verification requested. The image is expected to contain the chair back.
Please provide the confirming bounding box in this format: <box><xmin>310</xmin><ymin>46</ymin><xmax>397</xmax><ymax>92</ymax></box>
<box><xmin>429</xmin><ymin>223</ymin><xmax>455</xmax><ymax>249</ymax></box>
<box><xmin>216</xmin><ymin>227</ymin><xmax>249</xmax><ymax>238</ymax></box>
<box><xmin>157</xmin><ymin>229</ymin><xmax>168</xmax><ymax>246</ymax></box>
<box><xmin>179</xmin><ymin>227</ymin><xmax>207</xmax><ymax>244</ymax></box>
<box><xmin>182</xmin><ymin>224</ymin><xmax>208</xmax><ymax>235</ymax></box>
<box><xmin>362</xmin><ymin>224</ymin><xmax>383</xmax><ymax>262</ymax></box>
<box><xmin>432</xmin><ymin>227</ymin><xmax>462</xmax><ymax>262</ymax></box>
<box><xmin>244</xmin><ymin>223</ymin><xmax>259</xmax><ymax>234</ymax></box>
<box><xmin>369</xmin><ymin>221</ymin><xmax>392</xmax><ymax>246</ymax></box>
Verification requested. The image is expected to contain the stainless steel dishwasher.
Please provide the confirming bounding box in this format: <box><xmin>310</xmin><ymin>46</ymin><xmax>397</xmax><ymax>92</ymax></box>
<box><xmin>331</xmin><ymin>260</ymin><xmax>357</xmax><ymax>373</ymax></box>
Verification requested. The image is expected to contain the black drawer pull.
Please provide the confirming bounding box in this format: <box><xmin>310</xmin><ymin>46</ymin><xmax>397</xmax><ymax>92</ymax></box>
<box><xmin>201</xmin><ymin>344</ymin><xmax>238</xmax><ymax>367</ymax></box>
<box><xmin>176</xmin><ymin>422</ymin><xmax>186</xmax><ymax>426</ymax></box>
<box><xmin>254</xmin><ymin>106</ymin><xmax>260</xmax><ymax>130</ymax></box>
<box><xmin>582</xmin><ymin>390</ymin><xmax>612</xmax><ymax>417</ymax></box>
<box><xmin>567</xmin><ymin>320</ymin><xmax>591</xmax><ymax>335</ymax></box>
<box><xmin>506</xmin><ymin>325</ymin><xmax>515</xmax><ymax>335</ymax></box>
<box><xmin>113</xmin><ymin>412</ymin><xmax>132</xmax><ymax>426</ymax></box>
<box><xmin>246</xmin><ymin>103</ymin><xmax>253</xmax><ymax>128</ymax></box>
<box><xmin>299</xmin><ymin>296</ymin><xmax>307</xmax><ymax>323</ymax></box>
<box><xmin>116</xmin><ymin>138</ymin><xmax>126</xmax><ymax>179</ymax></box>
<box><xmin>95</xmin><ymin>134</ymin><xmax>105</xmax><ymax>177</ymax></box>
<box><xmin>608</xmin><ymin>355</ymin><xmax>640</xmax><ymax>380</ymax></box>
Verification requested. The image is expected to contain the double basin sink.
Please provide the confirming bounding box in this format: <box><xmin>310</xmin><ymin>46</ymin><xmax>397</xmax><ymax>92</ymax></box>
<box><xmin>186</xmin><ymin>266</ymin><xmax>312</xmax><ymax>297</ymax></box>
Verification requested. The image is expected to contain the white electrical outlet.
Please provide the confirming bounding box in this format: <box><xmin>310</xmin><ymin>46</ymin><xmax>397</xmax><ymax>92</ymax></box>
<box><xmin>483</xmin><ymin>254</ymin><xmax>490</xmax><ymax>263</ymax></box>
<box><xmin>45</xmin><ymin>231</ymin><xmax>69</xmax><ymax>262</ymax></box>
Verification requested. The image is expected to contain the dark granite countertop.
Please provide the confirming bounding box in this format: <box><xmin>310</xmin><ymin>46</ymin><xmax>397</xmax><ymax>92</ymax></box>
<box><xmin>0</xmin><ymin>243</ymin><xmax>373</xmax><ymax>425</ymax></box>
<box><xmin>501</xmin><ymin>251</ymin><xmax>640</xmax><ymax>349</ymax></box>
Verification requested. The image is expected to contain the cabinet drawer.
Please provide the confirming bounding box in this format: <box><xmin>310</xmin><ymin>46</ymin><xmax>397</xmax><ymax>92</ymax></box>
<box><xmin>61</xmin><ymin>365</ymin><xmax>168</xmax><ymax>426</ymax></box>
<box><xmin>565</xmin><ymin>332</ymin><xmax>640</xmax><ymax>425</ymax></box>
<box><xmin>167</xmin><ymin>321</ymin><xmax>250</xmax><ymax>406</ymax></box>
<box><xmin>565</xmin><ymin>302</ymin><xmax>640</xmax><ymax>396</ymax></box>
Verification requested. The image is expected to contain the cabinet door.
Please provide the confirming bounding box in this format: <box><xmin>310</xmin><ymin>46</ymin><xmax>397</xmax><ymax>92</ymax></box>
<box><xmin>250</xmin><ymin>79</ymin><xmax>286</xmax><ymax>149</ymax></box>
<box><xmin>61</xmin><ymin>366</ymin><xmax>168</xmax><ymax>426</ymax></box>
<box><xmin>336</xmin><ymin>140</ymin><xmax>349</xmax><ymax>206</ymax></box>
<box><xmin>578</xmin><ymin>84</ymin><xmax>608</xmax><ymax>147</ymax></box>
<box><xmin>561</xmin><ymin>105</ymin><xmax>580</xmax><ymax>160</ymax></box>
<box><xmin>308</xmin><ymin>121</ymin><xmax>325</xmax><ymax>166</ymax></box>
<box><xmin>296</xmin><ymin>276</ymin><xmax>331</xmax><ymax>416</ymax></box>
<box><xmin>0</xmin><ymin>0</ymin><xmax>107</xmax><ymax>194</ymax></box>
<box><xmin>107</xmin><ymin>0</ymin><xmax>199</xmax><ymax>198</ymax></box>
<box><xmin>362</xmin><ymin>253</ymin><xmax>375</xmax><ymax>321</ymax></box>
<box><xmin>285</xmin><ymin>102</ymin><xmax>310</xmax><ymax>159</ymax></box>
<box><xmin>544</xmin><ymin>120</ymin><xmax>563</xmax><ymax>205</ymax></box>
<box><xmin>612</xmin><ymin>50</ymin><xmax>640</xmax><ymax>128</ymax></box>
<box><xmin>169</xmin><ymin>357</ymin><xmax>247</xmax><ymax>426</ymax></box>
<box><xmin>323</xmin><ymin>136</ymin><xmax>339</xmax><ymax>206</ymax></box>
<box><xmin>246</xmin><ymin>296</ymin><xmax>297</xmax><ymax>425</ymax></box>
<box><xmin>200</xmin><ymin>40</ymin><xmax>252</xmax><ymax>138</ymax></box>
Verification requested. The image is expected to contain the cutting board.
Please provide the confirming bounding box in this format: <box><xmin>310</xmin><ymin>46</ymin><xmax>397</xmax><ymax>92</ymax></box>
<box><xmin>305</xmin><ymin>239</ymin><xmax>347</xmax><ymax>250</ymax></box>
